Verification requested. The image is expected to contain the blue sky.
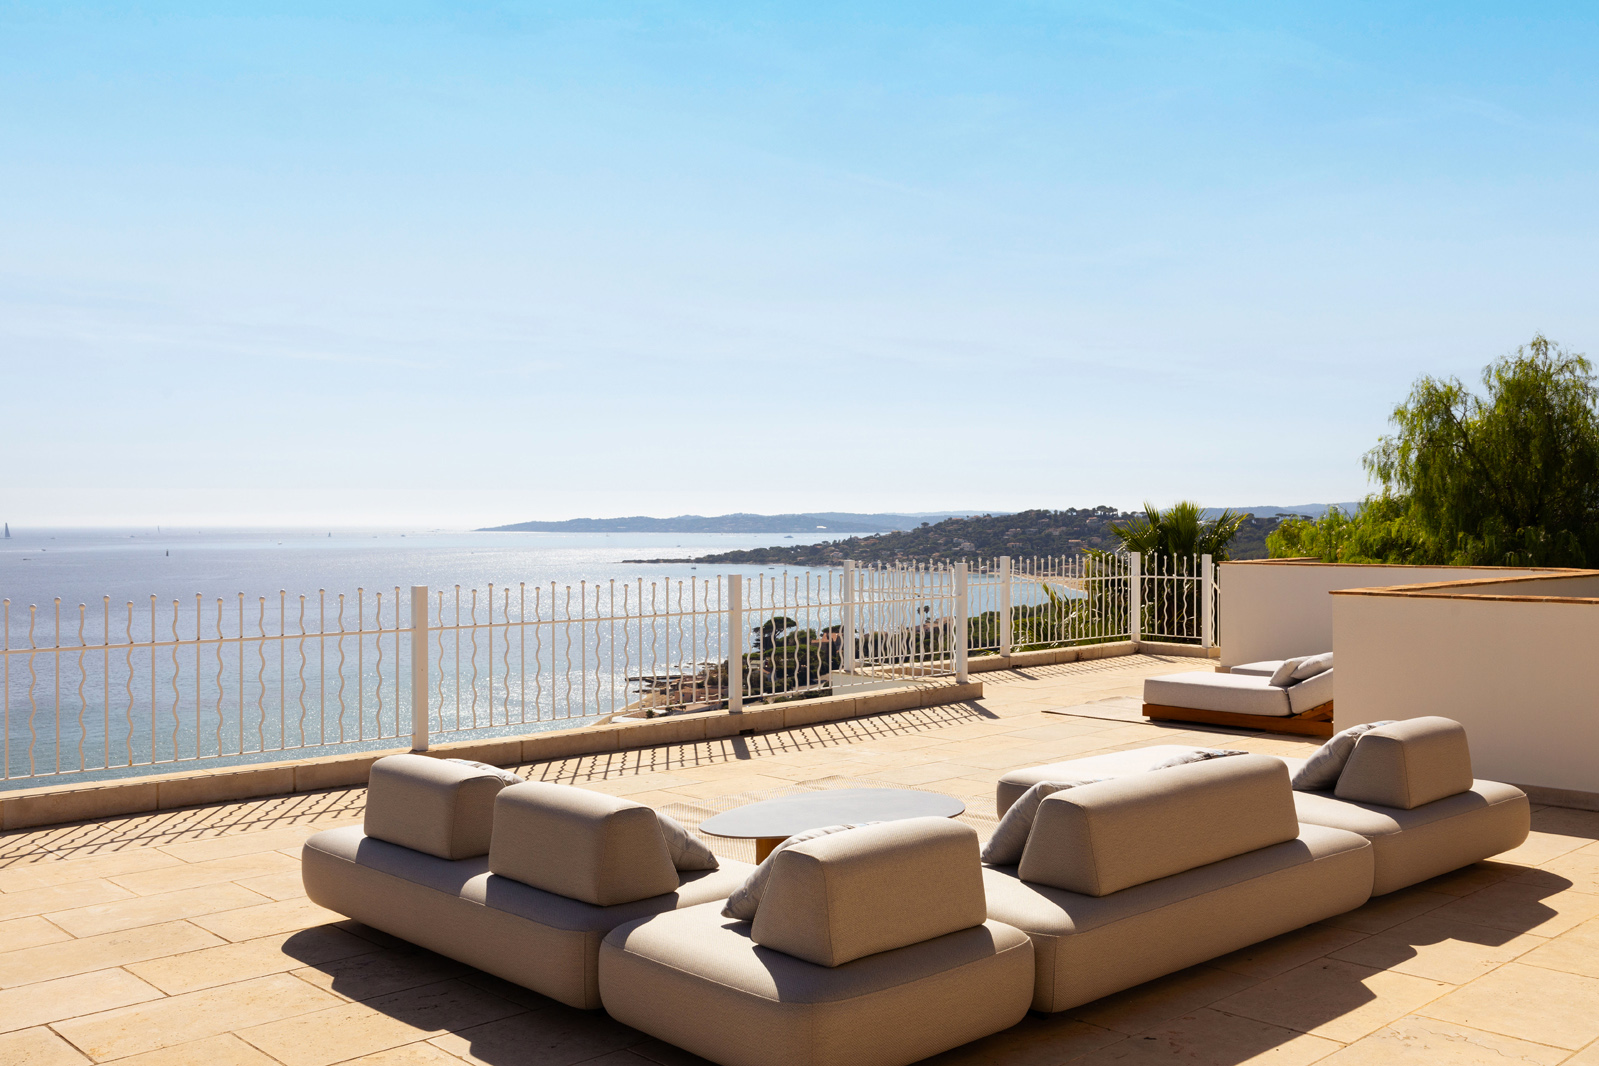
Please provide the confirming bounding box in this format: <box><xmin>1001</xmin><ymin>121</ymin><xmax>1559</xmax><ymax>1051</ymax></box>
<box><xmin>5</xmin><ymin>2</ymin><xmax>1598</xmax><ymax>526</ymax></box>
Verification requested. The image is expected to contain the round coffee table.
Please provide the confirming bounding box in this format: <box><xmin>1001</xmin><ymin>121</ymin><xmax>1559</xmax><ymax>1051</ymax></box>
<box><xmin>698</xmin><ymin>788</ymin><xmax>966</xmax><ymax>861</ymax></box>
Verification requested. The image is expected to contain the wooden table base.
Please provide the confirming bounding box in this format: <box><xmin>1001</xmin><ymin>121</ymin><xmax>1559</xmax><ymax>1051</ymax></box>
<box><xmin>754</xmin><ymin>837</ymin><xmax>785</xmax><ymax>863</ymax></box>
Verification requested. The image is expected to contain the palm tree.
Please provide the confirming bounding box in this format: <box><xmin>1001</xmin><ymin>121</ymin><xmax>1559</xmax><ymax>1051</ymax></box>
<box><xmin>1108</xmin><ymin>501</ymin><xmax>1244</xmax><ymax>643</ymax></box>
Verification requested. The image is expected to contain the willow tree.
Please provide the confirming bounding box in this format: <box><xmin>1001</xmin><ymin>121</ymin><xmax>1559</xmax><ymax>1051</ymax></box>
<box><xmin>1362</xmin><ymin>335</ymin><xmax>1599</xmax><ymax>566</ymax></box>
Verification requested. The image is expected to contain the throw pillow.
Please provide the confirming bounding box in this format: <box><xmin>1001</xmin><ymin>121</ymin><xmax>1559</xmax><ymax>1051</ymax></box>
<box><xmin>1290</xmin><ymin>721</ymin><xmax>1398</xmax><ymax>791</ymax></box>
<box><xmin>657</xmin><ymin>812</ymin><xmax>719</xmax><ymax>872</ymax></box>
<box><xmin>1269</xmin><ymin>657</ymin><xmax>1308</xmax><ymax>687</ymax></box>
<box><xmin>980</xmin><ymin>780</ymin><xmax>1101</xmax><ymax>866</ymax></box>
<box><xmin>1147</xmin><ymin>748</ymin><xmax>1248</xmax><ymax>770</ymax></box>
<box><xmin>1291</xmin><ymin>652</ymin><xmax>1334</xmax><ymax>681</ymax></box>
<box><xmin>722</xmin><ymin>824</ymin><xmax>862</xmax><ymax>921</ymax></box>
<box><xmin>444</xmin><ymin>758</ymin><xmax>522</xmax><ymax>785</ymax></box>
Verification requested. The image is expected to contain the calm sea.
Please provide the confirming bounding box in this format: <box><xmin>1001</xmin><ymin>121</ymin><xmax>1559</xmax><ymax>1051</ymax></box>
<box><xmin>0</xmin><ymin>526</ymin><xmax>842</xmax><ymax>622</ymax></box>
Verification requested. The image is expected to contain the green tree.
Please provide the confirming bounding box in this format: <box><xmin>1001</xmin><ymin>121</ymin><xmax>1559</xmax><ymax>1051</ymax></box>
<box><xmin>1110</xmin><ymin>500</ymin><xmax>1247</xmax><ymax>561</ymax></box>
<box><xmin>1270</xmin><ymin>336</ymin><xmax>1599</xmax><ymax>566</ymax></box>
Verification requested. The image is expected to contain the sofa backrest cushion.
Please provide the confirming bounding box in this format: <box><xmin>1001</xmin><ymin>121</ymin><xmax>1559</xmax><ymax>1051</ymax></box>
<box><xmin>1335</xmin><ymin>716</ymin><xmax>1473</xmax><ymax>810</ymax></box>
<box><xmin>489</xmin><ymin>782</ymin><xmax>680</xmax><ymax>906</ymax></box>
<box><xmin>751</xmin><ymin>817</ymin><xmax>986</xmax><ymax>967</ymax></box>
<box><xmin>1018</xmin><ymin>754</ymin><xmax>1299</xmax><ymax>896</ymax></box>
<box><xmin>364</xmin><ymin>753</ymin><xmax>510</xmax><ymax>860</ymax></box>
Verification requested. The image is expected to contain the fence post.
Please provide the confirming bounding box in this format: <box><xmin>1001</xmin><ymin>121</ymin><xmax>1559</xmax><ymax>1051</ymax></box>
<box><xmin>841</xmin><ymin>561</ymin><xmax>856</xmax><ymax>673</ymax></box>
<box><xmin>1128</xmin><ymin>553</ymin><xmax>1142</xmax><ymax>646</ymax></box>
<box><xmin>1200</xmin><ymin>553</ymin><xmax>1214</xmax><ymax>652</ymax></box>
<box><xmin>998</xmin><ymin>556</ymin><xmax>1012</xmax><ymax>658</ymax></box>
<box><xmin>954</xmin><ymin>561</ymin><xmax>969</xmax><ymax>683</ymax></box>
<box><xmin>727</xmin><ymin>574</ymin><xmax>743</xmax><ymax>713</ymax></box>
<box><xmin>410</xmin><ymin>585</ymin><xmax>429</xmax><ymax>752</ymax></box>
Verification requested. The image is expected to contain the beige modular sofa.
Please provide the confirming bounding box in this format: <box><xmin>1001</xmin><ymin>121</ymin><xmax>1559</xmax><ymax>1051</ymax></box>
<box><xmin>301</xmin><ymin>755</ymin><xmax>753</xmax><ymax>1009</ymax></box>
<box><xmin>1281</xmin><ymin>717</ymin><xmax>1530</xmax><ymax>895</ymax></box>
<box><xmin>598</xmin><ymin>818</ymin><xmax>1036</xmax><ymax>1066</ymax></box>
<box><xmin>1142</xmin><ymin>668</ymin><xmax>1336</xmax><ymax>736</ymax></box>
<box><xmin>982</xmin><ymin>755</ymin><xmax>1373</xmax><ymax>1013</ymax></box>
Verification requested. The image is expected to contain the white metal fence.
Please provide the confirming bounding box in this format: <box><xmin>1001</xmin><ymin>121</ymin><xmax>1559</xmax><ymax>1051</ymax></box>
<box><xmin>2</xmin><ymin>552</ymin><xmax>1215</xmax><ymax>786</ymax></box>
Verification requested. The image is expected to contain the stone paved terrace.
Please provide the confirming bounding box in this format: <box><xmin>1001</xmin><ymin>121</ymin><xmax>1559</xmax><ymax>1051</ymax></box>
<box><xmin>3</xmin><ymin>653</ymin><xmax>1598</xmax><ymax>1066</ymax></box>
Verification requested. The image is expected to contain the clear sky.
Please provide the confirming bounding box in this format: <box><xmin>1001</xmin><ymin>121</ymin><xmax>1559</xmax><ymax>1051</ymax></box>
<box><xmin>5</xmin><ymin>2</ymin><xmax>1597</xmax><ymax>526</ymax></box>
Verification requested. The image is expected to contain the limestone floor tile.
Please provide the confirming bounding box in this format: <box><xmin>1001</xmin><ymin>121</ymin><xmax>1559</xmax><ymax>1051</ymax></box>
<box><xmin>1529</xmin><ymin>806</ymin><xmax>1599</xmax><ymax>842</ymax></box>
<box><xmin>0</xmin><ymin>920</ymin><xmax>223</xmax><ymax>988</ymax></box>
<box><xmin>1211</xmin><ymin>958</ymin><xmax>1451</xmax><ymax>1044</ymax></box>
<box><xmin>1067</xmin><ymin>1008</ymin><xmax>1342</xmax><ymax>1066</ymax></box>
<box><xmin>54</xmin><ymin>972</ymin><xmax>342</xmax><ymax>1061</ymax></box>
<box><xmin>233</xmin><ymin>870</ymin><xmax>310</xmax><ymax>901</ymax></box>
<box><xmin>1321</xmin><ymin>889</ymin><xmax>1454</xmax><ymax>934</ymax></box>
<box><xmin>239</xmin><ymin>978</ymin><xmax>525</xmax><ymax>1066</ymax></box>
<box><xmin>126</xmin><ymin>926</ymin><xmax>374</xmax><ymax>995</ymax></box>
<box><xmin>0</xmin><ymin>879</ymin><xmax>134</xmax><ymax>922</ymax></box>
<box><xmin>291</xmin><ymin>948</ymin><xmax>471</xmax><ymax>1002</ymax></box>
<box><xmin>1328</xmin><ymin>914</ymin><xmax>1550</xmax><ymax>984</ymax></box>
<box><xmin>428</xmin><ymin>1003</ymin><xmax>643</xmax><ymax>1066</ymax></box>
<box><xmin>107</xmin><ymin>852</ymin><xmax>299</xmax><ymax>896</ymax></box>
<box><xmin>1314</xmin><ymin>1015</ymin><xmax>1569</xmax><ymax>1065</ymax></box>
<box><xmin>870</xmin><ymin>762</ymin><xmax>986</xmax><ymax>786</ymax></box>
<box><xmin>0</xmin><ymin>1026</ymin><xmax>92</xmax><ymax>1066</ymax></box>
<box><xmin>1516</xmin><ymin>916</ymin><xmax>1599</xmax><ymax>978</ymax></box>
<box><xmin>328</xmin><ymin>1043</ymin><xmax>471</xmax><ymax>1066</ymax></box>
<box><xmin>1420</xmin><ymin>962</ymin><xmax>1599</xmax><ymax>1049</ymax></box>
<box><xmin>1570</xmin><ymin>1039</ymin><xmax>1599</xmax><ymax>1065</ymax></box>
<box><xmin>158</xmin><ymin>827</ymin><xmax>320</xmax><ymax>864</ymax></box>
<box><xmin>0</xmin><ymin>850</ymin><xmax>180</xmax><ymax>893</ymax></box>
<box><xmin>0</xmin><ymin>968</ymin><xmax>162</xmax><ymax>1033</ymax></box>
<box><xmin>1418</xmin><ymin>862</ymin><xmax>1526</xmax><ymax>898</ymax></box>
<box><xmin>190</xmin><ymin>896</ymin><xmax>343</xmax><ymax>942</ymax></box>
<box><xmin>916</xmin><ymin>1013</ymin><xmax>1122</xmax><ymax>1066</ymax></box>
<box><xmin>1515</xmin><ymin>850</ymin><xmax>1599</xmax><ymax>896</ymax></box>
<box><xmin>1493</xmin><ymin>831</ymin><xmax>1592</xmax><ymax>867</ymax></box>
<box><xmin>1069</xmin><ymin>965</ymin><xmax>1257</xmax><ymax>1035</ymax></box>
<box><xmin>0</xmin><ymin>914</ymin><xmax>71</xmax><ymax>951</ymax></box>
<box><xmin>1210</xmin><ymin>924</ymin><xmax>1371</xmax><ymax>980</ymax></box>
<box><xmin>46</xmin><ymin>883</ymin><xmax>270</xmax><ymax>938</ymax></box>
<box><xmin>654</xmin><ymin>775</ymin><xmax>798</xmax><ymax>799</ymax></box>
<box><xmin>1429</xmin><ymin>881</ymin><xmax>1599</xmax><ymax>938</ymax></box>
<box><xmin>94</xmin><ymin>1033</ymin><xmax>282</xmax><ymax>1066</ymax></box>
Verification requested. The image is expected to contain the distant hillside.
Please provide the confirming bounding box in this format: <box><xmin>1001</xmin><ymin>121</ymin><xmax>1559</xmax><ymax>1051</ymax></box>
<box><xmin>625</xmin><ymin>508</ymin><xmax>1289</xmax><ymax>565</ymax></box>
<box><xmin>479</xmin><ymin>511</ymin><xmax>992</xmax><ymax>534</ymax></box>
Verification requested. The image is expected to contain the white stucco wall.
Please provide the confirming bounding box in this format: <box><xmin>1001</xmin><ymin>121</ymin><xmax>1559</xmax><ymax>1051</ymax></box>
<box><xmin>1217</xmin><ymin>561</ymin><xmax>1579</xmax><ymax>667</ymax></box>
<box><xmin>1332</xmin><ymin>591</ymin><xmax>1599</xmax><ymax>795</ymax></box>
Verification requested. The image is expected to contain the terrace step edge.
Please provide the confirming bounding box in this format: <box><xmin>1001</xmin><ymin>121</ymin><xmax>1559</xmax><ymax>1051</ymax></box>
<box><xmin>0</xmin><ymin>678</ymin><xmax>985</xmax><ymax>831</ymax></box>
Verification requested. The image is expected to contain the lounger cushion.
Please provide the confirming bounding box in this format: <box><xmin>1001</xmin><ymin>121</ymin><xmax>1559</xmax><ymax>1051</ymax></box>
<box><xmin>1336</xmin><ymin>717</ymin><xmax>1473</xmax><ymax>810</ymax></box>
<box><xmin>1292</xmin><ymin>652</ymin><xmax>1334</xmax><ymax>680</ymax></box>
<box><xmin>996</xmin><ymin>745</ymin><xmax>1211</xmax><ymax>817</ymax></box>
<box><xmin>600</xmin><ymin>902</ymin><xmax>1034</xmax><ymax>1066</ymax></box>
<box><xmin>1269</xmin><ymin>658</ymin><xmax>1305</xmax><ymax>686</ymax></box>
<box><xmin>1288</xmin><ymin>777</ymin><xmax>1530</xmax><ymax>894</ymax></box>
<box><xmin>985</xmin><ymin>824</ymin><xmax>1372</xmax><ymax>1012</ymax></box>
<box><xmin>363</xmin><ymin>754</ymin><xmax>510</xmax><ymax>860</ymax></box>
<box><xmin>1287</xmin><ymin>668</ymin><xmax>1335</xmax><ymax>714</ymax></box>
<box><xmin>1143</xmin><ymin>672</ymin><xmax>1292</xmax><ymax>717</ymax></box>
<box><xmin>1018</xmin><ymin>755</ymin><xmax>1300</xmax><ymax>896</ymax></box>
<box><xmin>301</xmin><ymin>825</ymin><xmax>754</xmax><ymax>1009</ymax></box>
<box><xmin>1228</xmin><ymin>660</ymin><xmax>1283</xmax><ymax>677</ymax></box>
<box><xmin>489</xmin><ymin>782</ymin><xmax>680</xmax><ymax>906</ymax></box>
<box><xmin>753</xmin><ymin>818</ymin><xmax>987</xmax><ymax>967</ymax></box>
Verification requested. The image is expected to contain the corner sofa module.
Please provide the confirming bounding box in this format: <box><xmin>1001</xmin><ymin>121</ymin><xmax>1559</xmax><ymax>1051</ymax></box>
<box><xmin>1281</xmin><ymin>717</ymin><xmax>1530</xmax><ymax>895</ymax></box>
<box><xmin>982</xmin><ymin>755</ymin><xmax>1373</xmax><ymax>1012</ymax></box>
<box><xmin>301</xmin><ymin>757</ymin><xmax>752</xmax><ymax>1009</ymax></box>
<box><xmin>598</xmin><ymin>818</ymin><xmax>1035</xmax><ymax>1066</ymax></box>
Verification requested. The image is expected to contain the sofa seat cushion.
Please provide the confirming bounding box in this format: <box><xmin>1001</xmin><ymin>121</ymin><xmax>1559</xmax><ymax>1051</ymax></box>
<box><xmin>996</xmin><ymin>745</ymin><xmax>1208</xmax><ymax>817</ymax></box>
<box><xmin>1287</xmin><ymin>780</ymin><xmax>1530</xmax><ymax>895</ymax></box>
<box><xmin>599</xmin><ymin>901</ymin><xmax>1034</xmax><ymax>1066</ymax></box>
<box><xmin>984</xmin><ymin>824</ymin><xmax>1372</xmax><ymax>1012</ymax></box>
<box><xmin>301</xmin><ymin>825</ymin><xmax>753</xmax><ymax>1009</ymax></box>
<box><xmin>1143</xmin><ymin>673</ymin><xmax>1293</xmax><ymax>717</ymax></box>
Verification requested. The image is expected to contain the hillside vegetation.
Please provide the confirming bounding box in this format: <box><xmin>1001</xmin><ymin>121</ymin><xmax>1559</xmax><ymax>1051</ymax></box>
<box><xmin>628</xmin><ymin>507</ymin><xmax>1289</xmax><ymax>565</ymax></box>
